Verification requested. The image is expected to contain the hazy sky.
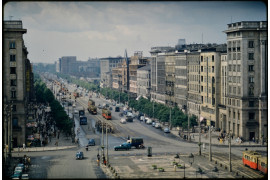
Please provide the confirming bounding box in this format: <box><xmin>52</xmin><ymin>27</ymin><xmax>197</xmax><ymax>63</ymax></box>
<box><xmin>3</xmin><ymin>1</ymin><xmax>267</xmax><ymax>63</ymax></box>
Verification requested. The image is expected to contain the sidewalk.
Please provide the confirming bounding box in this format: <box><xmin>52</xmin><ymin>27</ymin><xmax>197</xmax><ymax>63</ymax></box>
<box><xmin>170</xmin><ymin>129</ymin><xmax>267</xmax><ymax>147</ymax></box>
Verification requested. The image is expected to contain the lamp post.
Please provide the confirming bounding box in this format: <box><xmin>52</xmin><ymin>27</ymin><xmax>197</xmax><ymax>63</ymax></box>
<box><xmin>209</xmin><ymin>116</ymin><xmax>212</xmax><ymax>162</ymax></box>
<box><xmin>229</xmin><ymin>130</ymin><xmax>232</xmax><ymax>172</ymax></box>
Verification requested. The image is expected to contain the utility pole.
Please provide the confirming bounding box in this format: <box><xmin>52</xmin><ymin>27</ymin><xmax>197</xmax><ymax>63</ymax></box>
<box><xmin>209</xmin><ymin>117</ymin><xmax>212</xmax><ymax>161</ymax></box>
<box><xmin>198</xmin><ymin>107</ymin><xmax>201</xmax><ymax>156</ymax></box>
<box><xmin>188</xmin><ymin>107</ymin><xmax>190</xmax><ymax>142</ymax></box>
<box><xmin>106</xmin><ymin>123</ymin><xmax>109</xmax><ymax>164</ymax></box>
<box><xmin>229</xmin><ymin>131</ymin><xmax>232</xmax><ymax>172</ymax></box>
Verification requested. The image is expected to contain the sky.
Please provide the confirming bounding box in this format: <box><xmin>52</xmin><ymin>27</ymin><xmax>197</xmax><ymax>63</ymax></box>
<box><xmin>3</xmin><ymin>1</ymin><xmax>267</xmax><ymax>63</ymax></box>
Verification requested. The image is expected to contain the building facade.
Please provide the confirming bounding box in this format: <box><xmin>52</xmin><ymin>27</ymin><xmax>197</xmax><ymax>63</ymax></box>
<box><xmin>224</xmin><ymin>21</ymin><xmax>267</xmax><ymax>141</ymax></box>
<box><xmin>3</xmin><ymin>20</ymin><xmax>34</xmax><ymax>147</ymax></box>
<box><xmin>137</xmin><ymin>65</ymin><xmax>151</xmax><ymax>99</ymax></box>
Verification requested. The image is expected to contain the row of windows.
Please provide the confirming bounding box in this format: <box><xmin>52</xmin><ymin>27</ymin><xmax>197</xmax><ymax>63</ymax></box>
<box><xmin>228</xmin><ymin>53</ymin><xmax>241</xmax><ymax>60</ymax></box>
<box><xmin>228</xmin><ymin>86</ymin><xmax>241</xmax><ymax>95</ymax></box>
<box><xmin>188</xmin><ymin>65</ymin><xmax>199</xmax><ymax>72</ymax></box>
<box><xmin>228</xmin><ymin>65</ymin><xmax>241</xmax><ymax>72</ymax></box>
<box><xmin>228</xmin><ymin>76</ymin><xmax>241</xmax><ymax>83</ymax></box>
<box><xmin>228</xmin><ymin>109</ymin><xmax>240</xmax><ymax>120</ymax></box>
<box><xmin>227</xmin><ymin>98</ymin><xmax>240</xmax><ymax>107</ymax></box>
<box><xmin>201</xmin><ymin>86</ymin><xmax>215</xmax><ymax>94</ymax></box>
<box><xmin>188</xmin><ymin>84</ymin><xmax>200</xmax><ymax>92</ymax></box>
<box><xmin>201</xmin><ymin>66</ymin><xmax>215</xmax><ymax>73</ymax></box>
<box><xmin>189</xmin><ymin>74</ymin><xmax>200</xmax><ymax>82</ymax></box>
<box><xmin>201</xmin><ymin>96</ymin><xmax>215</xmax><ymax>105</ymax></box>
<box><xmin>200</xmin><ymin>55</ymin><xmax>215</xmax><ymax>62</ymax></box>
<box><xmin>200</xmin><ymin>76</ymin><xmax>215</xmax><ymax>83</ymax></box>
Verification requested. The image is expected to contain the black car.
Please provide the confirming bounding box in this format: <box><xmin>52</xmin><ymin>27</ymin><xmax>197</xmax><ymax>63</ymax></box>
<box><xmin>88</xmin><ymin>139</ymin><xmax>95</xmax><ymax>146</ymax></box>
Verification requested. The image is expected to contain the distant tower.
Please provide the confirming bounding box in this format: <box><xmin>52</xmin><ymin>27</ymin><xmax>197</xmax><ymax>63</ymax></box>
<box><xmin>178</xmin><ymin>39</ymin><xmax>186</xmax><ymax>46</ymax></box>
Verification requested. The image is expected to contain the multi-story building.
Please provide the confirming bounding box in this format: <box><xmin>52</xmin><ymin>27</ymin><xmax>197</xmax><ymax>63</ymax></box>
<box><xmin>200</xmin><ymin>49</ymin><xmax>221</xmax><ymax>127</ymax></box>
<box><xmin>186</xmin><ymin>52</ymin><xmax>201</xmax><ymax>117</ymax></box>
<box><xmin>100</xmin><ymin>57</ymin><xmax>123</xmax><ymax>88</ymax></box>
<box><xmin>59</xmin><ymin>56</ymin><xmax>76</xmax><ymax>74</ymax></box>
<box><xmin>218</xmin><ymin>53</ymin><xmax>228</xmax><ymax>131</ymax></box>
<box><xmin>129</xmin><ymin>51</ymin><xmax>148</xmax><ymax>97</ymax></box>
<box><xmin>165</xmin><ymin>53</ymin><xmax>176</xmax><ymax>107</ymax></box>
<box><xmin>175</xmin><ymin>52</ymin><xmax>188</xmax><ymax>110</ymax></box>
<box><xmin>224</xmin><ymin>21</ymin><xmax>267</xmax><ymax>141</ymax></box>
<box><xmin>137</xmin><ymin>64</ymin><xmax>151</xmax><ymax>99</ymax></box>
<box><xmin>3</xmin><ymin>20</ymin><xmax>34</xmax><ymax>147</ymax></box>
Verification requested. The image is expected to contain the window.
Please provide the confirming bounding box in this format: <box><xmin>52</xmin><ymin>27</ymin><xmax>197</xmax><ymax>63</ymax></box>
<box><xmin>248</xmin><ymin>53</ymin><xmax>254</xmax><ymax>60</ymax></box>
<box><xmin>9</xmin><ymin>42</ymin><xmax>16</xmax><ymax>49</ymax></box>
<box><xmin>249</xmin><ymin>86</ymin><xmax>254</xmax><ymax>95</ymax></box>
<box><xmin>248</xmin><ymin>65</ymin><xmax>254</xmax><ymax>72</ymax></box>
<box><xmin>212</xmin><ymin>66</ymin><xmax>214</xmax><ymax>73</ymax></box>
<box><xmin>248</xmin><ymin>41</ymin><xmax>254</xmax><ymax>48</ymax></box>
<box><xmin>238</xmin><ymin>87</ymin><xmax>241</xmax><ymax>94</ymax></box>
<box><xmin>233</xmin><ymin>65</ymin><xmax>236</xmax><ymax>72</ymax></box>
<box><xmin>233</xmin><ymin>111</ymin><xmax>235</xmax><ymax>119</ymax></box>
<box><xmin>212</xmin><ymin>55</ymin><xmax>214</xmax><ymax>62</ymax></box>
<box><xmin>10</xmin><ymin>55</ymin><xmax>16</xmax><ymax>61</ymax></box>
<box><xmin>201</xmin><ymin>66</ymin><xmax>203</xmax><ymax>72</ymax></box>
<box><xmin>249</xmin><ymin>76</ymin><xmax>254</xmax><ymax>83</ymax></box>
<box><xmin>237</xmin><ymin>65</ymin><xmax>241</xmax><ymax>72</ymax></box>
<box><xmin>201</xmin><ymin>56</ymin><xmax>203</xmax><ymax>62</ymax></box>
<box><xmin>233</xmin><ymin>87</ymin><xmax>236</xmax><ymax>94</ymax></box>
<box><xmin>229</xmin><ymin>65</ymin><xmax>232</xmax><ymax>71</ymax></box>
<box><xmin>237</xmin><ymin>47</ymin><xmax>241</xmax><ymax>52</ymax></box>
<box><xmin>249</xmin><ymin>101</ymin><xmax>254</xmax><ymax>107</ymax></box>
<box><xmin>201</xmin><ymin>76</ymin><xmax>203</xmax><ymax>82</ymax></box>
<box><xmin>10</xmin><ymin>79</ymin><xmax>16</xmax><ymax>86</ymax></box>
<box><xmin>201</xmin><ymin>86</ymin><xmax>203</xmax><ymax>92</ymax></box>
<box><xmin>10</xmin><ymin>67</ymin><xmax>16</xmax><ymax>74</ymax></box>
<box><xmin>12</xmin><ymin>117</ymin><xmax>18</xmax><ymax>127</ymax></box>
<box><xmin>249</xmin><ymin>112</ymin><xmax>255</xmax><ymax>120</ymax></box>
<box><xmin>11</xmin><ymin>90</ymin><xmax>16</xmax><ymax>98</ymax></box>
<box><xmin>12</xmin><ymin>105</ymin><xmax>16</xmax><ymax>112</ymax></box>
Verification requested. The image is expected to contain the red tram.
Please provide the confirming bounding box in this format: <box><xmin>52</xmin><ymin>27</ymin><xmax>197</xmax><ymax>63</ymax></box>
<box><xmin>242</xmin><ymin>151</ymin><xmax>267</xmax><ymax>174</ymax></box>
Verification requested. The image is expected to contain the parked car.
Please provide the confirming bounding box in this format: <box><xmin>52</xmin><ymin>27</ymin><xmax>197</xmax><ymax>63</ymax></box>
<box><xmin>14</xmin><ymin>167</ymin><xmax>23</xmax><ymax>174</ymax></box>
<box><xmin>120</xmin><ymin>118</ymin><xmax>127</xmax><ymax>124</ymax></box>
<box><xmin>76</xmin><ymin>152</ymin><xmax>84</xmax><ymax>160</ymax></box>
<box><xmin>98</xmin><ymin>104</ymin><xmax>102</xmax><ymax>109</ymax></box>
<box><xmin>146</xmin><ymin>118</ymin><xmax>152</xmax><ymax>124</ymax></box>
<box><xmin>109</xmin><ymin>107</ymin><xmax>113</xmax><ymax>110</ymax></box>
<box><xmin>140</xmin><ymin>116</ymin><xmax>145</xmax><ymax>122</ymax></box>
<box><xmin>112</xmin><ymin>102</ymin><xmax>116</xmax><ymax>106</ymax></box>
<box><xmin>155</xmin><ymin>123</ymin><xmax>161</xmax><ymax>129</ymax></box>
<box><xmin>88</xmin><ymin>139</ymin><xmax>95</xmax><ymax>146</ymax></box>
<box><xmin>114</xmin><ymin>142</ymin><xmax>131</xmax><ymax>151</ymax></box>
<box><xmin>164</xmin><ymin>127</ymin><xmax>170</xmax><ymax>133</ymax></box>
<box><xmin>152</xmin><ymin>122</ymin><xmax>156</xmax><ymax>127</ymax></box>
<box><xmin>11</xmin><ymin>170</ymin><xmax>22</xmax><ymax>179</ymax></box>
<box><xmin>21</xmin><ymin>174</ymin><xmax>29</xmax><ymax>179</ymax></box>
<box><xmin>16</xmin><ymin>164</ymin><xmax>25</xmax><ymax>172</ymax></box>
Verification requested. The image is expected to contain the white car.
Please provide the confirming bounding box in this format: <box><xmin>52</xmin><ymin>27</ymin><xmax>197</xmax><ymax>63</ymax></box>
<box><xmin>140</xmin><ymin>116</ymin><xmax>145</xmax><ymax>121</ymax></box>
<box><xmin>146</xmin><ymin>118</ymin><xmax>152</xmax><ymax>124</ymax></box>
<box><xmin>120</xmin><ymin>118</ymin><xmax>127</xmax><ymax>124</ymax></box>
<box><xmin>155</xmin><ymin>123</ymin><xmax>161</xmax><ymax>129</ymax></box>
<box><xmin>21</xmin><ymin>174</ymin><xmax>29</xmax><ymax>179</ymax></box>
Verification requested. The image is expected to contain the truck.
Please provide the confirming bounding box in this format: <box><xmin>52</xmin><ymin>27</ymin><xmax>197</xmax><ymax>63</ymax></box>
<box><xmin>102</xmin><ymin>109</ymin><xmax>111</xmax><ymax>120</ymax></box>
<box><xmin>79</xmin><ymin>110</ymin><xmax>85</xmax><ymax>116</ymax></box>
<box><xmin>79</xmin><ymin>116</ymin><xmax>87</xmax><ymax>125</ymax></box>
<box><xmin>127</xmin><ymin>137</ymin><xmax>144</xmax><ymax>148</ymax></box>
<box><xmin>88</xmin><ymin>99</ymin><xmax>97</xmax><ymax>115</ymax></box>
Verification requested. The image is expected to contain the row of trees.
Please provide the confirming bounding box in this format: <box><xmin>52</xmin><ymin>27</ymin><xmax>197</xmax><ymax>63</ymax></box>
<box><xmin>34</xmin><ymin>74</ymin><xmax>73</xmax><ymax>136</ymax></box>
<box><xmin>56</xmin><ymin>73</ymin><xmax>198</xmax><ymax>129</ymax></box>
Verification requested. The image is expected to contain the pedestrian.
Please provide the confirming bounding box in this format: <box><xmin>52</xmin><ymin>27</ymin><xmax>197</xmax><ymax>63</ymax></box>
<box><xmin>103</xmin><ymin>156</ymin><xmax>106</xmax><ymax>166</ymax></box>
<box><xmin>55</xmin><ymin>140</ymin><xmax>58</xmax><ymax>146</ymax></box>
<box><xmin>252</xmin><ymin>137</ymin><xmax>255</xmax><ymax>142</ymax></box>
<box><xmin>23</xmin><ymin>143</ymin><xmax>26</xmax><ymax>150</ymax></box>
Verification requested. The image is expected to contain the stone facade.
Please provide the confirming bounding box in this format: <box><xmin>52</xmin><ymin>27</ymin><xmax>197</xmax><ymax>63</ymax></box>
<box><xmin>224</xmin><ymin>21</ymin><xmax>267</xmax><ymax>141</ymax></box>
<box><xmin>3</xmin><ymin>20</ymin><xmax>34</xmax><ymax>147</ymax></box>
<box><xmin>137</xmin><ymin>65</ymin><xmax>151</xmax><ymax>98</ymax></box>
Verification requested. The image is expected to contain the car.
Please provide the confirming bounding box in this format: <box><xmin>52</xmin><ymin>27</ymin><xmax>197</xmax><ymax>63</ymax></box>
<box><xmin>11</xmin><ymin>170</ymin><xmax>22</xmax><ymax>179</ymax></box>
<box><xmin>76</xmin><ymin>152</ymin><xmax>84</xmax><ymax>160</ymax></box>
<box><xmin>98</xmin><ymin>104</ymin><xmax>102</xmax><ymax>109</ymax></box>
<box><xmin>88</xmin><ymin>139</ymin><xmax>95</xmax><ymax>146</ymax></box>
<box><xmin>152</xmin><ymin>122</ymin><xmax>156</xmax><ymax>127</ymax></box>
<box><xmin>21</xmin><ymin>174</ymin><xmax>29</xmax><ymax>179</ymax></box>
<box><xmin>112</xmin><ymin>102</ymin><xmax>116</xmax><ymax>106</ymax></box>
<box><xmin>120</xmin><ymin>118</ymin><xmax>127</xmax><ymax>124</ymax></box>
<box><xmin>155</xmin><ymin>123</ymin><xmax>161</xmax><ymax>129</ymax></box>
<box><xmin>109</xmin><ymin>107</ymin><xmax>113</xmax><ymax>110</ymax></box>
<box><xmin>74</xmin><ymin>110</ymin><xmax>79</xmax><ymax>114</ymax></box>
<box><xmin>146</xmin><ymin>118</ymin><xmax>152</xmax><ymax>124</ymax></box>
<box><xmin>164</xmin><ymin>127</ymin><xmax>170</xmax><ymax>133</ymax></box>
<box><xmin>14</xmin><ymin>167</ymin><xmax>23</xmax><ymax>173</ymax></box>
<box><xmin>114</xmin><ymin>142</ymin><xmax>131</xmax><ymax>151</ymax></box>
<box><xmin>16</xmin><ymin>164</ymin><xmax>25</xmax><ymax>171</ymax></box>
<box><xmin>140</xmin><ymin>116</ymin><xmax>145</xmax><ymax>122</ymax></box>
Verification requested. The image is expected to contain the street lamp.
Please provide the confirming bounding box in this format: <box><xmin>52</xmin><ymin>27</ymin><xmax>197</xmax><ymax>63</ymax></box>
<box><xmin>188</xmin><ymin>153</ymin><xmax>194</xmax><ymax>166</ymax></box>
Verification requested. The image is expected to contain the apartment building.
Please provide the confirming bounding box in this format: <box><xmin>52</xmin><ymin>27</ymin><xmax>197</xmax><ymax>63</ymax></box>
<box><xmin>187</xmin><ymin>52</ymin><xmax>201</xmax><ymax>117</ymax></box>
<box><xmin>165</xmin><ymin>53</ymin><xmax>176</xmax><ymax>107</ymax></box>
<box><xmin>100</xmin><ymin>57</ymin><xmax>123</xmax><ymax>88</ymax></box>
<box><xmin>137</xmin><ymin>65</ymin><xmax>151</xmax><ymax>99</ymax></box>
<box><xmin>224</xmin><ymin>21</ymin><xmax>267</xmax><ymax>141</ymax></box>
<box><xmin>59</xmin><ymin>56</ymin><xmax>76</xmax><ymax>74</ymax></box>
<box><xmin>3</xmin><ymin>20</ymin><xmax>34</xmax><ymax>147</ymax></box>
<box><xmin>200</xmin><ymin>49</ymin><xmax>221</xmax><ymax>127</ymax></box>
<box><xmin>129</xmin><ymin>51</ymin><xmax>148</xmax><ymax>96</ymax></box>
<box><xmin>175</xmin><ymin>53</ymin><xmax>188</xmax><ymax>110</ymax></box>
